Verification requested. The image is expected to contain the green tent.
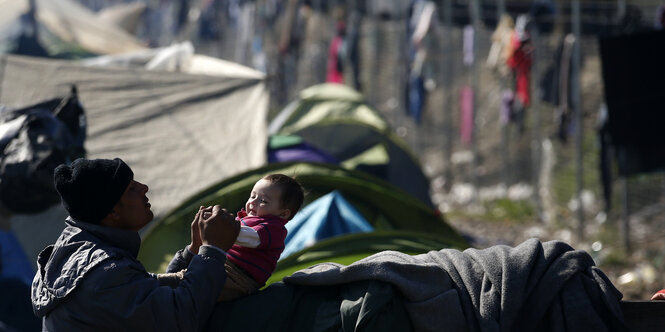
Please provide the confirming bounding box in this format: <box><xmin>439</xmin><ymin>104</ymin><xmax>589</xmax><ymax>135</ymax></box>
<box><xmin>268</xmin><ymin>83</ymin><xmax>434</xmax><ymax>207</ymax></box>
<box><xmin>266</xmin><ymin>230</ymin><xmax>468</xmax><ymax>285</ymax></box>
<box><xmin>138</xmin><ymin>162</ymin><xmax>467</xmax><ymax>273</ymax></box>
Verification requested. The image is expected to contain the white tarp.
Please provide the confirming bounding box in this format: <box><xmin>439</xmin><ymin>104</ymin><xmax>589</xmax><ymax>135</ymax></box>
<box><xmin>0</xmin><ymin>54</ymin><xmax>268</xmax><ymax>265</ymax></box>
<box><xmin>0</xmin><ymin>0</ymin><xmax>146</xmax><ymax>55</ymax></box>
<box><xmin>81</xmin><ymin>41</ymin><xmax>265</xmax><ymax>80</ymax></box>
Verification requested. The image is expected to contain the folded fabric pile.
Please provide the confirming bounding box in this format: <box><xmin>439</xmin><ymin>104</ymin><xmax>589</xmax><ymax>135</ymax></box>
<box><xmin>208</xmin><ymin>239</ymin><xmax>628</xmax><ymax>332</ymax></box>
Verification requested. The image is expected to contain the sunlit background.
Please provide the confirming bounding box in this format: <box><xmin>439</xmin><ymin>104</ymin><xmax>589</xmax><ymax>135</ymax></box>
<box><xmin>1</xmin><ymin>0</ymin><xmax>665</xmax><ymax>314</ymax></box>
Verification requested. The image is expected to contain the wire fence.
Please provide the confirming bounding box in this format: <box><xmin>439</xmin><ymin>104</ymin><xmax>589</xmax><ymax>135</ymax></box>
<box><xmin>200</xmin><ymin>0</ymin><xmax>665</xmax><ymax>248</ymax></box>
<box><xmin>77</xmin><ymin>0</ymin><xmax>665</xmax><ymax>251</ymax></box>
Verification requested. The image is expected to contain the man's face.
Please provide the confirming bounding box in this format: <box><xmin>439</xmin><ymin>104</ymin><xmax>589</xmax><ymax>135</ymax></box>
<box><xmin>244</xmin><ymin>179</ymin><xmax>289</xmax><ymax>219</ymax></box>
<box><xmin>111</xmin><ymin>180</ymin><xmax>154</xmax><ymax>231</ymax></box>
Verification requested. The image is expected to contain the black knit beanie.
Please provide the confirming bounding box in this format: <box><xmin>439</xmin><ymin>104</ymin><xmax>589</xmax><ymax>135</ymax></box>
<box><xmin>54</xmin><ymin>158</ymin><xmax>134</xmax><ymax>224</ymax></box>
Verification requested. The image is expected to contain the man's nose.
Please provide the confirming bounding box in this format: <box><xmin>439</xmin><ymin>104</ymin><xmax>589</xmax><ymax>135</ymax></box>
<box><xmin>138</xmin><ymin>181</ymin><xmax>149</xmax><ymax>193</ymax></box>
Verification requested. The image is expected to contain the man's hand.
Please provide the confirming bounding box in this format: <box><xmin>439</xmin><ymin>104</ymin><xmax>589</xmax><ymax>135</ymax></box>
<box><xmin>188</xmin><ymin>207</ymin><xmax>204</xmax><ymax>254</ymax></box>
<box><xmin>199</xmin><ymin>205</ymin><xmax>239</xmax><ymax>251</ymax></box>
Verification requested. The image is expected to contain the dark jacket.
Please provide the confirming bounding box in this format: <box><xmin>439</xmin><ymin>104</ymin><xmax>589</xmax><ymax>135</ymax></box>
<box><xmin>31</xmin><ymin>217</ymin><xmax>226</xmax><ymax>331</ymax></box>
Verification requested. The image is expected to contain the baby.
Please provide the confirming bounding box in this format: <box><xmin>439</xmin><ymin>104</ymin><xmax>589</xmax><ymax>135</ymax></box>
<box><xmin>214</xmin><ymin>173</ymin><xmax>304</xmax><ymax>301</ymax></box>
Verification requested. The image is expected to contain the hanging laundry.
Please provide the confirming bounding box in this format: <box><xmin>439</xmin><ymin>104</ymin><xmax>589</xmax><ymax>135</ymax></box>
<box><xmin>345</xmin><ymin>10</ymin><xmax>362</xmax><ymax>90</ymax></box>
<box><xmin>595</xmin><ymin>104</ymin><xmax>613</xmax><ymax>212</ymax></box>
<box><xmin>405</xmin><ymin>0</ymin><xmax>436</xmax><ymax>125</ymax></box>
<box><xmin>506</xmin><ymin>14</ymin><xmax>532</xmax><ymax>108</ymax></box>
<box><xmin>463</xmin><ymin>25</ymin><xmax>474</xmax><ymax>66</ymax></box>
<box><xmin>539</xmin><ymin>33</ymin><xmax>577</xmax><ymax>143</ymax></box>
<box><xmin>500</xmin><ymin>89</ymin><xmax>514</xmax><ymax>126</ymax></box>
<box><xmin>408</xmin><ymin>49</ymin><xmax>427</xmax><ymax>124</ymax></box>
<box><xmin>252</xmin><ymin>35</ymin><xmax>267</xmax><ymax>73</ymax></box>
<box><xmin>599</xmin><ymin>29</ymin><xmax>665</xmax><ymax>176</ymax></box>
<box><xmin>486</xmin><ymin>14</ymin><xmax>514</xmax><ymax>77</ymax></box>
<box><xmin>528</xmin><ymin>0</ymin><xmax>556</xmax><ymax>34</ymax></box>
<box><xmin>505</xmin><ymin>15</ymin><xmax>533</xmax><ymax>135</ymax></box>
<box><xmin>656</xmin><ymin>5</ymin><xmax>665</xmax><ymax>29</ymax></box>
<box><xmin>555</xmin><ymin>34</ymin><xmax>576</xmax><ymax>143</ymax></box>
<box><xmin>460</xmin><ymin>86</ymin><xmax>473</xmax><ymax>145</ymax></box>
<box><xmin>326</xmin><ymin>21</ymin><xmax>346</xmax><ymax>84</ymax></box>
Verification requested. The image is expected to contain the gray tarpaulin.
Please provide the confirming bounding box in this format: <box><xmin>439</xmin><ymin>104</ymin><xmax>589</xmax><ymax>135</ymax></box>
<box><xmin>0</xmin><ymin>54</ymin><xmax>268</xmax><ymax>267</ymax></box>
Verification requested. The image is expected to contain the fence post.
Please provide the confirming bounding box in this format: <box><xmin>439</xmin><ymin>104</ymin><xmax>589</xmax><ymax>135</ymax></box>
<box><xmin>442</xmin><ymin>0</ymin><xmax>454</xmax><ymax>192</ymax></box>
<box><xmin>497</xmin><ymin>0</ymin><xmax>511</xmax><ymax>187</ymax></box>
<box><xmin>616</xmin><ymin>0</ymin><xmax>626</xmax><ymax>22</ymax></box>
<box><xmin>622</xmin><ymin>177</ymin><xmax>630</xmax><ymax>252</ymax></box>
<box><xmin>572</xmin><ymin>0</ymin><xmax>584</xmax><ymax>241</ymax></box>
<box><xmin>470</xmin><ymin>0</ymin><xmax>481</xmax><ymax>202</ymax></box>
<box><xmin>530</xmin><ymin>24</ymin><xmax>543</xmax><ymax>222</ymax></box>
<box><xmin>370</xmin><ymin>14</ymin><xmax>380</xmax><ymax>107</ymax></box>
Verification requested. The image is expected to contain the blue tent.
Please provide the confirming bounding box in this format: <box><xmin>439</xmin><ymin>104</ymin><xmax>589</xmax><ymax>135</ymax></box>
<box><xmin>282</xmin><ymin>190</ymin><xmax>373</xmax><ymax>259</ymax></box>
<box><xmin>0</xmin><ymin>230</ymin><xmax>34</xmax><ymax>286</ymax></box>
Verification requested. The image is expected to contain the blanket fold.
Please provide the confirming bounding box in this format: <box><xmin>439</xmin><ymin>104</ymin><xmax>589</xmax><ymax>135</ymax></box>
<box><xmin>283</xmin><ymin>239</ymin><xmax>627</xmax><ymax>332</ymax></box>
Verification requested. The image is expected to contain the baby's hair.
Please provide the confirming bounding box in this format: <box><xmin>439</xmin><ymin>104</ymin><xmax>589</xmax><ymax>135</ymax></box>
<box><xmin>262</xmin><ymin>173</ymin><xmax>304</xmax><ymax>220</ymax></box>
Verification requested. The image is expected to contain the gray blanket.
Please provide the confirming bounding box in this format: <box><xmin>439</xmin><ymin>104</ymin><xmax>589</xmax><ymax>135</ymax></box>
<box><xmin>283</xmin><ymin>239</ymin><xmax>628</xmax><ymax>332</ymax></box>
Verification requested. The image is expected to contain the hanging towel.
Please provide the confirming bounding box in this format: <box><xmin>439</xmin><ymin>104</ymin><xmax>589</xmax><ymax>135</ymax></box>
<box><xmin>460</xmin><ymin>86</ymin><xmax>473</xmax><ymax>145</ymax></box>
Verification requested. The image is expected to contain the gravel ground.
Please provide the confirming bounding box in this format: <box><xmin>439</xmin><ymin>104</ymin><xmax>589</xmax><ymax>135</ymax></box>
<box><xmin>444</xmin><ymin>210</ymin><xmax>665</xmax><ymax>301</ymax></box>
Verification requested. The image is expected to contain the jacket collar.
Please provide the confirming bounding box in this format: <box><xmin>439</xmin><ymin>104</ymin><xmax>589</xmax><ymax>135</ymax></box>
<box><xmin>65</xmin><ymin>217</ymin><xmax>141</xmax><ymax>258</ymax></box>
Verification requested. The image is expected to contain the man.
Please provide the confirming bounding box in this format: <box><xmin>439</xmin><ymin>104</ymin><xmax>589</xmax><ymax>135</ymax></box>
<box><xmin>31</xmin><ymin>158</ymin><xmax>239</xmax><ymax>331</ymax></box>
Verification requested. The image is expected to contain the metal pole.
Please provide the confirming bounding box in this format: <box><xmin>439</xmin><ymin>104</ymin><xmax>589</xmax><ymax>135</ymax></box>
<box><xmin>497</xmin><ymin>0</ymin><xmax>505</xmax><ymax>19</ymax></box>
<box><xmin>370</xmin><ymin>15</ymin><xmax>380</xmax><ymax>106</ymax></box>
<box><xmin>616</xmin><ymin>0</ymin><xmax>626</xmax><ymax>22</ymax></box>
<box><xmin>442</xmin><ymin>0</ymin><xmax>454</xmax><ymax>192</ymax></box>
<box><xmin>622</xmin><ymin>177</ymin><xmax>630</xmax><ymax>252</ymax></box>
<box><xmin>470</xmin><ymin>0</ymin><xmax>481</xmax><ymax>202</ymax></box>
<box><xmin>531</xmin><ymin>25</ymin><xmax>543</xmax><ymax>222</ymax></box>
<box><xmin>572</xmin><ymin>0</ymin><xmax>584</xmax><ymax>240</ymax></box>
<box><xmin>0</xmin><ymin>55</ymin><xmax>5</xmax><ymax>103</ymax></box>
<box><xmin>497</xmin><ymin>0</ymin><xmax>510</xmax><ymax>186</ymax></box>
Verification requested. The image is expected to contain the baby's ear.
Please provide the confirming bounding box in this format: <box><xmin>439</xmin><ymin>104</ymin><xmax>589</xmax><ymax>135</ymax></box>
<box><xmin>279</xmin><ymin>209</ymin><xmax>291</xmax><ymax>220</ymax></box>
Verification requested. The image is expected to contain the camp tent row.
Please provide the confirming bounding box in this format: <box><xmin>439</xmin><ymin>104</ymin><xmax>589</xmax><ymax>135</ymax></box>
<box><xmin>137</xmin><ymin>83</ymin><xmax>467</xmax><ymax>276</ymax></box>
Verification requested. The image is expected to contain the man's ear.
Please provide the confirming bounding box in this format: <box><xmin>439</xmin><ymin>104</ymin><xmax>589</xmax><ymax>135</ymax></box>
<box><xmin>108</xmin><ymin>209</ymin><xmax>120</xmax><ymax>220</ymax></box>
<box><xmin>99</xmin><ymin>208</ymin><xmax>120</xmax><ymax>227</ymax></box>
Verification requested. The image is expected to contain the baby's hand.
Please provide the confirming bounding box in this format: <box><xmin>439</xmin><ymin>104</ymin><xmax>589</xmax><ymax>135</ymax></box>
<box><xmin>651</xmin><ymin>290</ymin><xmax>665</xmax><ymax>300</ymax></box>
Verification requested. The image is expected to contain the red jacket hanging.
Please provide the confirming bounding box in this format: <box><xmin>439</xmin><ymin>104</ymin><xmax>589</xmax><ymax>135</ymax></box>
<box><xmin>326</xmin><ymin>23</ymin><xmax>346</xmax><ymax>84</ymax></box>
<box><xmin>507</xmin><ymin>32</ymin><xmax>532</xmax><ymax>107</ymax></box>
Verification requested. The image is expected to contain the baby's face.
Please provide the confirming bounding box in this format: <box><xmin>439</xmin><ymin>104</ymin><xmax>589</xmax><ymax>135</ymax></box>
<box><xmin>245</xmin><ymin>179</ymin><xmax>288</xmax><ymax>218</ymax></box>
